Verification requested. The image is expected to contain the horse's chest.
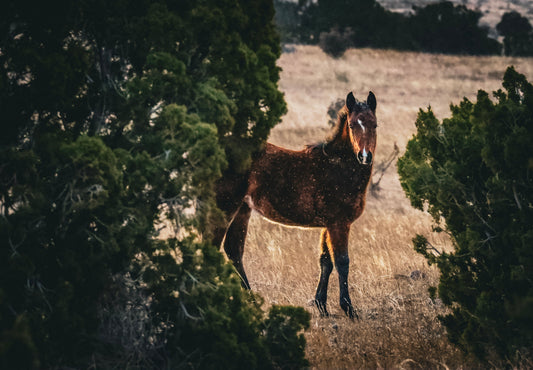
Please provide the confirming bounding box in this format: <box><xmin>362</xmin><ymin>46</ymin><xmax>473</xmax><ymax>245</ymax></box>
<box><xmin>316</xmin><ymin>167</ymin><xmax>366</xmax><ymax>212</ymax></box>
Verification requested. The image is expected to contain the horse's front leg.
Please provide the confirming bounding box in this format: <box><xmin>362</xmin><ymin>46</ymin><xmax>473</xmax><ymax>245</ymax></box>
<box><xmin>315</xmin><ymin>229</ymin><xmax>333</xmax><ymax>316</ymax></box>
<box><xmin>328</xmin><ymin>224</ymin><xmax>358</xmax><ymax>319</ymax></box>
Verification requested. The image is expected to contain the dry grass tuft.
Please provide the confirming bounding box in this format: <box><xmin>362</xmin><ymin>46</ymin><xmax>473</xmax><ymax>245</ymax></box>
<box><xmin>240</xmin><ymin>45</ymin><xmax>533</xmax><ymax>368</ymax></box>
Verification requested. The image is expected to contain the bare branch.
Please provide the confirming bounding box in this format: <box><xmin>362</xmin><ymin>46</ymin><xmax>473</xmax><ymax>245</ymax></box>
<box><xmin>371</xmin><ymin>142</ymin><xmax>399</xmax><ymax>194</ymax></box>
<box><xmin>512</xmin><ymin>184</ymin><xmax>522</xmax><ymax>210</ymax></box>
<box><xmin>179</xmin><ymin>301</ymin><xmax>201</xmax><ymax>321</ymax></box>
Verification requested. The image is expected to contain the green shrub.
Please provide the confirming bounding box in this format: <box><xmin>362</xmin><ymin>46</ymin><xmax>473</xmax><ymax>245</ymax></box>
<box><xmin>0</xmin><ymin>0</ymin><xmax>308</xmax><ymax>368</ymax></box>
<box><xmin>398</xmin><ymin>67</ymin><xmax>533</xmax><ymax>361</ymax></box>
<box><xmin>327</xmin><ymin>98</ymin><xmax>346</xmax><ymax>127</ymax></box>
<box><xmin>264</xmin><ymin>305</ymin><xmax>310</xmax><ymax>368</ymax></box>
<box><xmin>142</xmin><ymin>238</ymin><xmax>310</xmax><ymax>369</ymax></box>
<box><xmin>497</xmin><ymin>11</ymin><xmax>533</xmax><ymax>56</ymax></box>
<box><xmin>319</xmin><ymin>27</ymin><xmax>354</xmax><ymax>58</ymax></box>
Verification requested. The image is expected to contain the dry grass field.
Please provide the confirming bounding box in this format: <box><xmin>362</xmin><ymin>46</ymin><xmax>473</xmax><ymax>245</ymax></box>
<box><xmin>243</xmin><ymin>45</ymin><xmax>533</xmax><ymax>368</ymax></box>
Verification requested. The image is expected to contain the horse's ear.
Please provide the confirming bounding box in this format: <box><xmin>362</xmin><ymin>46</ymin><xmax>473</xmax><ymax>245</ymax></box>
<box><xmin>367</xmin><ymin>91</ymin><xmax>376</xmax><ymax>113</ymax></box>
<box><xmin>346</xmin><ymin>92</ymin><xmax>356</xmax><ymax>112</ymax></box>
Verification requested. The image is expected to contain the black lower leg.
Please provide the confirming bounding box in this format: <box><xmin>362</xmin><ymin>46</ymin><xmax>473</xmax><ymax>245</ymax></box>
<box><xmin>315</xmin><ymin>252</ymin><xmax>333</xmax><ymax>316</ymax></box>
<box><xmin>336</xmin><ymin>253</ymin><xmax>358</xmax><ymax>319</ymax></box>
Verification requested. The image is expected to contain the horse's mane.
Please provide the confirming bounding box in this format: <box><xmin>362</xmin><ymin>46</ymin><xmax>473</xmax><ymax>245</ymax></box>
<box><xmin>327</xmin><ymin>105</ymin><xmax>349</xmax><ymax>143</ymax></box>
<box><xmin>305</xmin><ymin>105</ymin><xmax>349</xmax><ymax>153</ymax></box>
<box><xmin>305</xmin><ymin>100</ymin><xmax>371</xmax><ymax>154</ymax></box>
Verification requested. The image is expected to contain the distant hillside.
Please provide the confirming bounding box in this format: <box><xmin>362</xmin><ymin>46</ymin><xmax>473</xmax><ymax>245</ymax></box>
<box><xmin>376</xmin><ymin>0</ymin><xmax>533</xmax><ymax>38</ymax></box>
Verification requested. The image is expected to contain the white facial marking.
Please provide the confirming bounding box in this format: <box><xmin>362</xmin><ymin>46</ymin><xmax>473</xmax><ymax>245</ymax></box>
<box><xmin>244</xmin><ymin>195</ymin><xmax>254</xmax><ymax>209</ymax></box>
<box><xmin>357</xmin><ymin>119</ymin><xmax>365</xmax><ymax>132</ymax></box>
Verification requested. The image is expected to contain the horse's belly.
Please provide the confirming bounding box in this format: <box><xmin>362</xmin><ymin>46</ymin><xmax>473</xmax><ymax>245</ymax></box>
<box><xmin>244</xmin><ymin>192</ymin><xmax>365</xmax><ymax>228</ymax></box>
<box><xmin>243</xmin><ymin>194</ymin><xmax>325</xmax><ymax>227</ymax></box>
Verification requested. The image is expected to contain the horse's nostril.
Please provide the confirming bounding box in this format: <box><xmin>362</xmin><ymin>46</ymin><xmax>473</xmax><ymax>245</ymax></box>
<box><xmin>357</xmin><ymin>151</ymin><xmax>373</xmax><ymax>165</ymax></box>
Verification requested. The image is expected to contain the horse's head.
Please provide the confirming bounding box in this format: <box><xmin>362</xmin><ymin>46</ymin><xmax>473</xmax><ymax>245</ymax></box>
<box><xmin>346</xmin><ymin>91</ymin><xmax>377</xmax><ymax>165</ymax></box>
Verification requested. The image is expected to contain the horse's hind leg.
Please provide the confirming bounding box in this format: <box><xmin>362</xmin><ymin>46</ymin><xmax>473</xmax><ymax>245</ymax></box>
<box><xmin>315</xmin><ymin>229</ymin><xmax>333</xmax><ymax>316</ymax></box>
<box><xmin>223</xmin><ymin>203</ymin><xmax>252</xmax><ymax>289</ymax></box>
<box><xmin>328</xmin><ymin>224</ymin><xmax>358</xmax><ymax>319</ymax></box>
<box><xmin>212</xmin><ymin>226</ymin><xmax>227</xmax><ymax>251</ymax></box>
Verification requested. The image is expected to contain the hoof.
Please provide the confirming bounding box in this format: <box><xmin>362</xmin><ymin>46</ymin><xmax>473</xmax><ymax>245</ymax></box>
<box><xmin>314</xmin><ymin>300</ymin><xmax>329</xmax><ymax>317</ymax></box>
<box><xmin>341</xmin><ymin>300</ymin><xmax>359</xmax><ymax>320</ymax></box>
<box><xmin>345</xmin><ymin>306</ymin><xmax>359</xmax><ymax>320</ymax></box>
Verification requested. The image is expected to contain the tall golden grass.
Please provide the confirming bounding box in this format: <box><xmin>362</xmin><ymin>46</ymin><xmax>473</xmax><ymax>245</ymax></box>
<box><xmin>244</xmin><ymin>45</ymin><xmax>533</xmax><ymax>368</ymax></box>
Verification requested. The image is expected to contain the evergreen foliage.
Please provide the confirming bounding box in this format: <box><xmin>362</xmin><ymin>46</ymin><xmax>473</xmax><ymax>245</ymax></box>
<box><xmin>497</xmin><ymin>11</ymin><xmax>533</xmax><ymax>56</ymax></box>
<box><xmin>142</xmin><ymin>238</ymin><xmax>310</xmax><ymax>369</ymax></box>
<box><xmin>273</xmin><ymin>0</ymin><xmax>303</xmax><ymax>44</ymax></box>
<box><xmin>398</xmin><ymin>67</ymin><xmax>533</xmax><ymax>361</ymax></box>
<box><xmin>0</xmin><ymin>0</ymin><xmax>308</xmax><ymax>368</ymax></box>
<box><xmin>318</xmin><ymin>27</ymin><xmax>354</xmax><ymax>58</ymax></box>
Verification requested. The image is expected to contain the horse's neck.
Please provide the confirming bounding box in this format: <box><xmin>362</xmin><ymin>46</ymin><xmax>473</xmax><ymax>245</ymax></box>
<box><xmin>321</xmin><ymin>142</ymin><xmax>372</xmax><ymax>175</ymax></box>
<box><xmin>324</xmin><ymin>137</ymin><xmax>354</xmax><ymax>159</ymax></box>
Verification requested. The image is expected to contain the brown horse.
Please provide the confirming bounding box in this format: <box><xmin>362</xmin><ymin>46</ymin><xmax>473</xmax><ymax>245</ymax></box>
<box><xmin>214</xmin><ymin>91</ymin><xmax>377</xmax><ymax>319</ymax></box>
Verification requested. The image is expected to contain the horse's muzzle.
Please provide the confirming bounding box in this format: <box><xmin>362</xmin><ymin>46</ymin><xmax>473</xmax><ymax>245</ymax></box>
<box><xmin>357</xmin><ymin>150</ymin><xmax>373</xmax><ymax>165</ymax></box>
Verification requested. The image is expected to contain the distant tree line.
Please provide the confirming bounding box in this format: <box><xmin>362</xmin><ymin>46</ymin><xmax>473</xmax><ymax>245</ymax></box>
<box><xmin>274</xmin><ymin>0</ymin><xmax>533</xmax><ymax>57</ymax></box>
